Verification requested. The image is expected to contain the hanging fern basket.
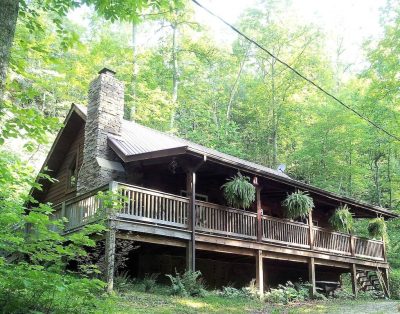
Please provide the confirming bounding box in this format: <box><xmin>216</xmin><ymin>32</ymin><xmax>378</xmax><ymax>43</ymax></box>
<box><xmin>368</xmin><ymin>217</ymin><xmax>387</xmax><ymax>240</ymax></box>
<box><xmin>329</xmin><ymin>205</ymin><xmax>354</xmax><ymax>233</ymax></box>
<box><xmin>282</xmin><ymin>191</ymin><xmax>314</xmax><ymax>220</ymax></box>
<box><xmin>221</xmin><ymin>172</ymin><xmax>256</xmax><ymax>209</ymax></box>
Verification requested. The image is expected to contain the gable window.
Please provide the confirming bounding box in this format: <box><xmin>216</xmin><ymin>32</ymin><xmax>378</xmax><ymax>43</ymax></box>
<box><xmin>67</xmin><ymin>153</ymin><xmax>78</xmax><ymax>191</ymax></box>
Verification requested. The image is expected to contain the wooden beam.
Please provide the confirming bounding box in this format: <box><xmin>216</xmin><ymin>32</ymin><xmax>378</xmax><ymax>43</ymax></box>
<box><xmin>308</xmin><ymin>257</ymin><xmax>316</xmax><ymax>298</ymax></box>
<box><xmin>197</xmin><ymin>242</ymin><xmax>255</xmax><ymax>256</ymax></box>
<box><xmin>350</xmin><ymin>234</ymin><xmax>355</xmax><ymax>257</ymax></box>
<box><xmin>186</xmin><ymin>169</ymin><xmax>196</xmax><ymax>271</ymax></box>
<box><xmin>383</xmin><ymin>268</ymin><xmax>390</xmax><ymax>298</ymax></box>
<box><xmin>105</xmin><ymin>220</ymin><xmax>116</xmax><ymax>293</ymax></box>
<box><xmin>256</xmin><ymin>250</ymin><xmax>264</xmax><ymax>295</ymax></box>
<box><xmin>351</xmin><ymin>263</ymin><xmax>358</xmax><ymax>297</ymax></box>
<box><xmin>194</xmin><ymin>233</ymin><xmax>389</xmax><ymax>269</ymax></box>
<box><xmin>114</xmin><ymin>219</ymin><xmax>191</xmax><ymax>240</ymax></box>
<box><xmin>116</xmin><ymin>232</ymin><xmax>187</xmax><ymax>247</ymax></box>
<box><xmin>308</xmin><ymin>211</ymin><xmax>314</xmax><ymax>250</ymax></box>
<box><xmin>255</xmin><ymin>182</ymin><xmax>263</xmax><ymax>242</ymax></box>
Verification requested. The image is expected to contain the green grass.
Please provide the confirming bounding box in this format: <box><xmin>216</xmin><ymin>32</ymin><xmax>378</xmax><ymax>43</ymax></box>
<box><xmin>111</xmin><ymin>284</ymin><xmax>264</xmax><ymax>314</ymax></box>
<box><xmin>105</xmin><ymin>284</ymin><xmax>400</xmax><ymax>314</ymax></box>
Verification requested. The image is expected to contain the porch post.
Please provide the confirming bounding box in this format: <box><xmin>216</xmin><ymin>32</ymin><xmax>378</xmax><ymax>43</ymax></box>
<box><xmin>308</xmin><ymin>211</ymin><xmax>314</xmax><ymax>250</ymax></box>
<box><xmin>350</xmin><ymin>263</ymin><xmax>358</xmax><ymax>297</ymax></box>
<box><xmin>186</xmin><ymin>170</ymin><xmax>196</xmax><ymax>271</ymax></box>
<box><xmin>255</xmin><ymin>249</ymin><xmax>264</xmax><ymax>295</ymax></box>
<box><xmin>254</xmin><ymin>177</ymin><xmax>263</xmax><ymax>242</ymax></box>
<box><xmin>105</xmin><ymin>220</ymin><xmax>116</xmax><ymax>293</ymax></box>
<box><xmin>383</xmin><ymin>268</ymin><xmax>390</xmax><ymax>298</ymax></box>
<box><xmin>350</xmin><ymin>234</ymin><xmax>355</xmax><ymax>256</ymax></box>
<box><xmin>308</xmin><ymin>257</ymin><xmax>316</xmax><ymax>297</ymax></box>
<box><xmin>105</xmin><ymin>181</ymin><xmax>118</xmax><ymax>293</ymax></box>
<box><xmin>382</xmin><ymin>239</ymin><xmax>387</xmax><ymax>262</ymax></box>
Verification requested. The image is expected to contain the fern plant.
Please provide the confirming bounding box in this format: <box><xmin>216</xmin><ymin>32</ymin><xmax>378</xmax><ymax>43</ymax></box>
<box><xmin>282</xmin><ymin>191</ymin><xmax>314</xmax><ymax>220</ymax></box>
<box><xmin>329</xmin><ymin>205</ymin><xmax>354</xmax><ymax>233</ymax></box>
<box><xmin>368</xmin><ymin>217</ymin><xmax>387</xmax><ymax>240</ymax></box>
<box><xmin>221</xmin><ymin>172</ymin><xmax>256</xmax><ymax>209</ymax></box>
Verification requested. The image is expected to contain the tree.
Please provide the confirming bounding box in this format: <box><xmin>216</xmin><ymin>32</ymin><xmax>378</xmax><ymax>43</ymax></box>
<box><xmin>0</xmin><ymin>0</ymin><xmax>184</xmax><ymax>98</ymax></box>
<box><xmin>0</xmin><ymin>0</ymin><xmax>19</xmax><ymax>98</ymax></box>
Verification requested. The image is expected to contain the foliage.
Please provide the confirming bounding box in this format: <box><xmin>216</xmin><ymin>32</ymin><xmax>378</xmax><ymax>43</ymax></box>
<box><xmin>0</xmin><ymin>262</ymin><xmax>110</xmax><ymax>314</ymax></box>
<box><xmin>263</xmin><ymin>281</ymin><xmax>316</xmax><ymax>304</ymax></box>
<box><xmin>368</xmin><ymin>217</ymin><xmax>387</xmax><ymax>240</ymax></box>
<box><xmin>76</xmin><ymin>238</ymin><xmax>139</xmax><ymax>278</ymax></box>
<box><xmin>329</xmin><ymin>205</ymin><xmax>354</xmax><ymax>233</ymax></box>
<box><xmin>114</xmin><ymin>271</ymin><xmax>134</xmax><ymax>293</ymax></box>
<box><xmin>221</xmin><ymin>172</ymin><xmax>256</xmax><ymax>209</ymax></box>
<box><xmin>282</xmin><ymin>191</ymin><xmax>314</xmax><ymax>220</ymax></box>
<box><xmin>390</xmin><ymin>269</ymin><xmax>400</xmax><ymax>300</ymax></box>
<box><xmin>143</xmin><ymin>273</ymin><xmax>160</xmax><ymax>292</ymax></box>
<box><xmin>166</xmin><ymin>270</ymin><xmax>206</xmax><ymax>297</ymax></box>
<box><xmin>218</xmin><ymin>280</ymin><xmax>257</xmax><ymax>299</ymax></box>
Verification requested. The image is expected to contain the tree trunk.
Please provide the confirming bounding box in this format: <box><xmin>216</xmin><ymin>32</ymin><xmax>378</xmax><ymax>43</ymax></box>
<box><xmin>226</xmin><ymin>45</ymin><xmax>250</xmax><ymax>120</ymax></box>
<box><xmin>131</xmin><ymin>22</ymin><xmax>138</xmax><ymax>120</ymax></box>
<box><xmin>0</xmin><ymin>0</ymin><xmax>19</xmax><ymax>99</ymax></box>
<box><xmin>270</xmin><ymin>59</ymin><xmax>278</xmax><ymax>168</ymax></box>
<box><xmin>170</xmin><ymin>22</ymin><xmax>179</xmax><ymax>129</ymax></box>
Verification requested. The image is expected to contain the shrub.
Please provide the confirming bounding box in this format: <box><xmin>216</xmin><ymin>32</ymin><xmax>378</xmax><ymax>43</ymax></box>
<box><xmin>114</xmin><ymin>271</ymin><xmax>134</xmax><ymax>293</ymax></box>
<box><xmin>329</xmin><ymin>205</ymin><xmax>354</xmax><ymax>233</ymax></box>
<box><xmin>166</xmin><ymin>270</ymin><xmax>206</xmax><ymax>297</ymax></box>
<box><xmin>0</xmin><ymin>263</ymin><xmax>109</xmax><ymax>314</ymax></box>
<box><xmin>282</xmin><ymin>191</ymin><xmax>314</xmax><ymax>220</ymax></box>
<box><xmin>368</xmin><ymin>217</ymin><xmax>387</xmax><ymax>240</ymax></box>
<box><xmin>219</xmin><ymin>286</ymin><xmax>254</xmax><ymax>299</ymax></box>
<box><xmin>264</xmin><ymin>281</ymin><xmax>312</xmax><ymax>304</ymax></box>
<box><xmin>221</xmin><ymin>172</ymin><xmax>256</xmax><ymax>209</ymax></box>
<box><xmin>143</xmin><ymin>273</ymin><xmax>160</xmax><ymax>292</ymax></box>
<box><xmin>390</xmin><ymin>269</ymin><xmax>400</xmax><ymax>299</ymax></box>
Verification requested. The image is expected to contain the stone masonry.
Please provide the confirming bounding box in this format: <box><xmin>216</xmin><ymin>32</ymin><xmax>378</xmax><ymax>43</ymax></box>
<box><xmin>77</xmin><ymin>68</ymin><xmax>126</xmax><ymax>194</ymax></box>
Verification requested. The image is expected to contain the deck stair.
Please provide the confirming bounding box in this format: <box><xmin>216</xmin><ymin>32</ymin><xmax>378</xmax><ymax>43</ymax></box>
<box><xmin>356</xmin><ymin>269</ymin><xmax>388</xmax><ymax>298</ymax></box>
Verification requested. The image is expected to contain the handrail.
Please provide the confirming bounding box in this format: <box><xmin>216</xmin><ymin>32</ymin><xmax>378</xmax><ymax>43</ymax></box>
<box><xmin>118</xmin><ymin>182</ymin><xmax>189</xmax><ymax>202</ymax></box>
<box><xmin>56</xmin><ymin>182</ymin><xmax>385</xmax><ymax>261</ymax></box>
<box><xmin>195</xmin><ymin>200</ymin><xmax>257</xmax><ymax>217</ymax></box>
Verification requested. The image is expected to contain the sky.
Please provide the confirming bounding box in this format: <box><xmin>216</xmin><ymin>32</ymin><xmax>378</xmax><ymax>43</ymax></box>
<box><xmin>191</xmin><ymin>0</ymin><xmax>386</xmax><ymax>70</ymax></box>
<box><xmin>69</xmin><ymin>0</ymin><xmax>387</xmax><ymax>72</ymax></box>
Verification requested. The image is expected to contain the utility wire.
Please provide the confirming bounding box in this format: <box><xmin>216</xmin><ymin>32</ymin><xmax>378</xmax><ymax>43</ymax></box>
<box><xmin>192</xmin><ymin>0</ymin><xmax>400</xmax><ymax>142</ymax></box>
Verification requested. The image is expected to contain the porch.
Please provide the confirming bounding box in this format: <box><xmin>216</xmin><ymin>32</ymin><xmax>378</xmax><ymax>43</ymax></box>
<box><xmin>52</xmin><ymin>181</ymin><xmax>390</xmax><ymax>296</ymax></box>
<box><xmin>57</xmin><ymin>182</ymin><xmax>386</xmax><ymax>263</ymax></box>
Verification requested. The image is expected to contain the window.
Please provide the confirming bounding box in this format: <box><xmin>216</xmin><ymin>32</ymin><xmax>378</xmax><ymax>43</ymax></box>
<box><xmin>67</xmin><ymin>153</ymin><xmax>78</xmax><ymax>191</ymax></box>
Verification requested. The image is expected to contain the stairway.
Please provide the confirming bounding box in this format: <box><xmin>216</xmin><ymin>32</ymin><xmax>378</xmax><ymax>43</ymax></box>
<box><xmin>356</xmin><ymin>269</ymin><xmax>388</xmax><ymax>298</ymax></box>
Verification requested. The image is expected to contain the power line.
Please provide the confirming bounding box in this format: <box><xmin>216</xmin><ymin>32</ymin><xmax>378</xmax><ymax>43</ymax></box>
<box><xmin>192</xmin><ymin>0</ymin><xmax>400</xmax><ymax>142</ymax></box>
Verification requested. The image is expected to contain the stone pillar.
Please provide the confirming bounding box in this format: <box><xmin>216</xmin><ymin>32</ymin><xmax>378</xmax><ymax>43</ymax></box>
<box><xmin>77</xmin><ymin>68</ymin><xmax>125</xmax><ymax>194</ymax></box>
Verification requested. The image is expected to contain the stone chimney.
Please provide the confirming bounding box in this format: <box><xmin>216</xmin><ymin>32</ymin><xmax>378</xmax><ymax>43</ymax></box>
<box><xmin>77</xmin><ymin>68</ymin><xmax>125</xmax><ymax>194</ymax></box>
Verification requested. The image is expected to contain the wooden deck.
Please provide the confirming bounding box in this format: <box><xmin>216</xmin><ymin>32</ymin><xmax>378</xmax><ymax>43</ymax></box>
<box><xmin>54</xmin><ymin>182</ymin><xmax>387</xmax><ymax>266</ymax></box>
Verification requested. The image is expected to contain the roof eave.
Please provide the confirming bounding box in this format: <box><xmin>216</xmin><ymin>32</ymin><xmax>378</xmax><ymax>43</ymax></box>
<box><xmin>184</xmin><ymin>147</ymin><xmax>398</xmax><ymax>219</ymax></box>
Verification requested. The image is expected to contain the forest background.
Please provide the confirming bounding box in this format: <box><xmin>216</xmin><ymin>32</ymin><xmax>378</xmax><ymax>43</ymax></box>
<box><xmin>0</xmin><ymin>0</ymin><xmax>400</xmax><ymax>311</ymax></box>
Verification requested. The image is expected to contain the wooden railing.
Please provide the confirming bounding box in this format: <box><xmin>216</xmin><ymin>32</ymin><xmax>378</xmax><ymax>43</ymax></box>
<box><xmin>54</xmin><ymin>182</ymin><xmax>385</xmax><ymax>261</ymax></box>
<box><xmin>313</xmin><ymin>227</ymin><xmax>351</xmax><ymax>255</ymax></box>
<box><xmin>262</xmin><ymin>216</ymin><xmax>310</xmax><ymax>248</ymax></box>
<box><xmin>118</xmin><ymin>183</ymin><xmax>189</xmax><ymax>228</ymax></box>
<box><xmin>354</xmin><ymin>237</ymin><xmax>384</xmax><ymax>259</ymax></box>
<box><xmin>195</xmin><ymin>201</ymin><xmax>257</xmax><ymax>239</ymax></box>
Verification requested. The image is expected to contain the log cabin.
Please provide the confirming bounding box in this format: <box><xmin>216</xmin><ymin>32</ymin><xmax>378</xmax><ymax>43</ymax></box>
<box><xmin>31</xmin><ymin>68</ymin><xmax>397</xmax><ymax>297</ymax></box>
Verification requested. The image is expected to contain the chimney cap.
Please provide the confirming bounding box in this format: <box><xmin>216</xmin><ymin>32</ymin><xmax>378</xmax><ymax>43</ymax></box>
<box><xmin>98</xmin><ymin>68</ymin><xmax>116</xmax><ymax>75</ymax></box>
